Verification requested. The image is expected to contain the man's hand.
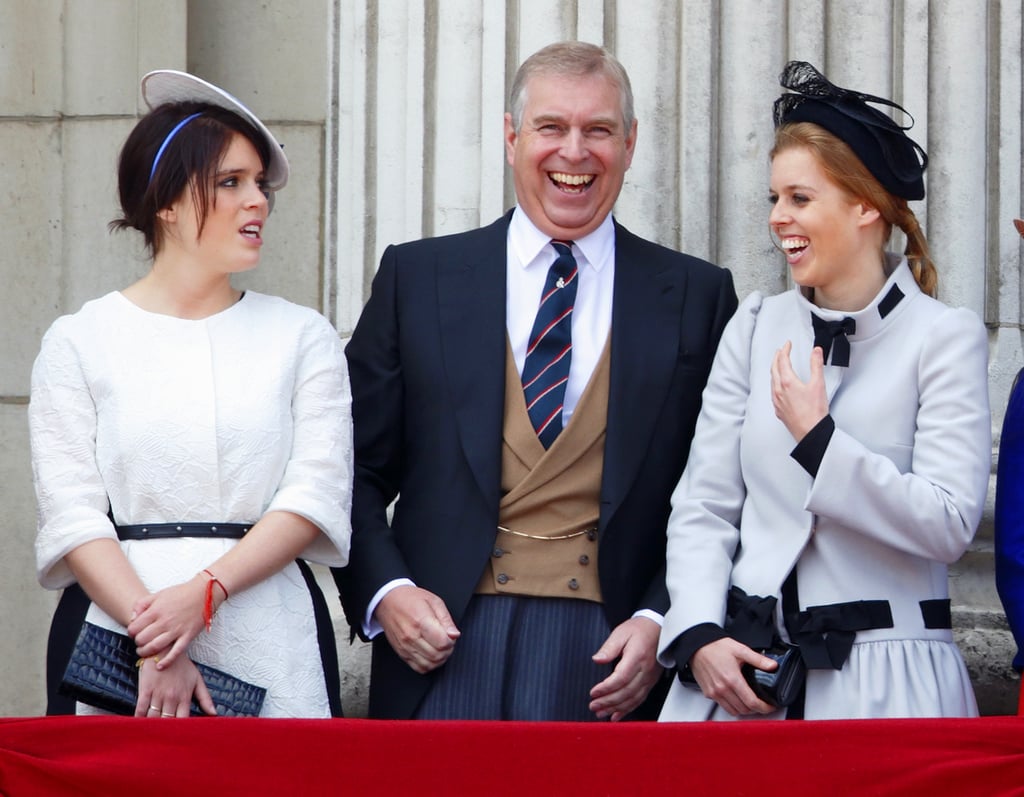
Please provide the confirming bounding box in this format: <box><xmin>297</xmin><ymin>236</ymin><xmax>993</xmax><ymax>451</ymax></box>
<box><xmin>689</xmin><ymin>637</ymin><xmax>778</xmax><ymax>716</ymax></box>
<box><xmin>375</xmin><ymin>585</ymin><xmax>460</xmax><ymax>674</ymax></box>
<box><xmin>588</xmin><ymin>616</ymin><xmax>663</xmax><ymax>721</ymax></box>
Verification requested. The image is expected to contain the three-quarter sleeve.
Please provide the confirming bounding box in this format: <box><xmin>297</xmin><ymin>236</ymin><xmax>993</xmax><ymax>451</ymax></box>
<box><xmin>30</xmin><ymin>318</ymin><xmax>118</xmax><ymax>589</ymax></box>
<box><xmin>266</xmin><ymin>313</ymin><xmax>353</xmax><ymax>567</ymax></box>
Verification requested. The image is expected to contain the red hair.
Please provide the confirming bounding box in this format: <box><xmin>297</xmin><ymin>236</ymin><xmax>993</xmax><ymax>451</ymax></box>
<box><xmin>772</xmin><ymin>121</ymin><xmax>937</xmax><ymax>297</ymax></box>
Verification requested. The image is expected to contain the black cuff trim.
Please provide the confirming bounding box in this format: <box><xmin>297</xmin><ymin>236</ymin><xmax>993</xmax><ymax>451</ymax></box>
<box><xmin>790</xmin><ymin>415</ymin><xmax>836</xmax><ymax>477</ymax></box>
<box><xmin>670</xmin><ymin>622</ymin><xmax>728</xmax><ymax>676</ymax></box>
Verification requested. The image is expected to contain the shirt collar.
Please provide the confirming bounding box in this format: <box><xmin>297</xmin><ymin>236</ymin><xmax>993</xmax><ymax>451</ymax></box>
<box><xmin>508</xmin><ymin>207</ymin><xmax>615</xmax><ymax>271</ymax></box>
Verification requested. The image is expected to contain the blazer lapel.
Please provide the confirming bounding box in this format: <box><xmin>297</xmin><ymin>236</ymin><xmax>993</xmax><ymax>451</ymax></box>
<box><xmin>437</xmin><ymin>213</ymin><xmax>511</xmax><ymax>507</ymax></box>
<box><xmin>601</xmin><ymin>222</ymin><xmax>687</xmax><ymax>529</ymax></box>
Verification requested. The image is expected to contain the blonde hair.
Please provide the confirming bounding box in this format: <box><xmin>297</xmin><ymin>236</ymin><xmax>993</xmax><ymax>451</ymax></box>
<box><xmin>771</xmin><ymin>121</ymin><xmax>937</xmax><ymax>297</ymax></box>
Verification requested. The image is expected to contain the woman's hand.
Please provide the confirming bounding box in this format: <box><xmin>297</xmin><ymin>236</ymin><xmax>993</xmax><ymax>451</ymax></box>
<box><xmin>771</xmin><ymin>341</ymin><xmax>829</xmax><ymax>441</ymax></box>
<box><xmin>134</xmin><ymin>650</ymin><xmax>216</xmax><ymax>718</ymax></box>
<box><xmin>127</xmin><ymin>574</ymin><xmax>218</xmax><ymax>667</ymax></box>
<box><xmin>690</xmin><ymin>638</ymin><xmax>779</xmax><ymax>716</ymax></box>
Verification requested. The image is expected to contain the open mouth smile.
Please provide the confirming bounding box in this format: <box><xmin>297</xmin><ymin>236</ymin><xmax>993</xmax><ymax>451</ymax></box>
<box><xmin>779</xmin><ymin>235</ymin><xmax>808</xmax><ymax>261</ymax></box>
<box><xmin>549</xmin><ymin>172</ymin><xmax>594</xmax><ymax>194</ymax></box>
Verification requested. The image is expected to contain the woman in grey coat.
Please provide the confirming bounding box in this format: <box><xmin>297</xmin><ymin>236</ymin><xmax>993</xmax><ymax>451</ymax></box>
<box><xmin>657</xmin><ymin>62</ymin><xmax>989</xmax><ymax>721</ymax></box>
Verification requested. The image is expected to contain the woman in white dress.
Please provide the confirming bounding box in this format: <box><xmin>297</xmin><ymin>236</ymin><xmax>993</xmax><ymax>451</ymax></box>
<box><xmin>30</xmin><ymin>71</ymin><xmax>352</xmax><ymax>718</ymax></box>
<box><xmin>657</xmin><ymin>62</ymin><xmax>990</xmax><ymax>721</ymax></box>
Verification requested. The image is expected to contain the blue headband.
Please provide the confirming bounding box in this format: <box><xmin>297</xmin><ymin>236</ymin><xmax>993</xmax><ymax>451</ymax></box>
<box><xmin>148</xmin><ymin>112</ymin><xmax>203</xmax><ymax>184</ymax></box>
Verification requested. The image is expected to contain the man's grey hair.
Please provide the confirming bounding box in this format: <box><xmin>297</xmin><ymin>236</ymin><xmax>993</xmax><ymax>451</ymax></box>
<box><xmin>509</xmin><ymin>41</ymin><xmax>635</xmax><ymax>133</ymax></box>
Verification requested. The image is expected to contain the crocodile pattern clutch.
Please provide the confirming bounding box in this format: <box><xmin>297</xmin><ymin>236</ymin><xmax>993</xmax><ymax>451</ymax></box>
<box><xmin>60</xmin><ymin>621</ymin><xmax>266</xmax><ymax>717</ymax></box>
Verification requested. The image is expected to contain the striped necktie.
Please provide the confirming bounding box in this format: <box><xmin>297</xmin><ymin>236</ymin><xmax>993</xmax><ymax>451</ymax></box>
<box><xmin>522</xmin><ymin>240</ymin><xmax>578</xmax><ymax>447</ymax></box>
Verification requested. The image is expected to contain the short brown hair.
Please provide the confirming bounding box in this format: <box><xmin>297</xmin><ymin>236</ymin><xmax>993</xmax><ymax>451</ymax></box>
<box><xmin>509</xmin><ymin>41</ymin><xmax>634</xmax><ymax>133</ymax></box>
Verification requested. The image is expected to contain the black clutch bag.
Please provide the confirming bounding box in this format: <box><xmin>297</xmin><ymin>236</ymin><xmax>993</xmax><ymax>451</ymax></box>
<box><xmin>742</xmin><ymin>642</ymin><xmax>805</xmax><ymax>708</ymax></box>
<box><xmin>677</xmin><ymin>642</ymin><xmax>806</xmax><ymax>708</ymax></box>
<box><xmin>59</xmin><ymin>621</ymin><xmax>267</xmax><ymax>717</ymax></box>
<box><xmin>675</xmin><ymin>586</ymin><xmax>806</xmax><ymax>709</ymax></box>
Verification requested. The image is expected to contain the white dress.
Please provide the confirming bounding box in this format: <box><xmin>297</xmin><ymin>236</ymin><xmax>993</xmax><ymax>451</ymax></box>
<box><xmin>658</xmin><ymin>258</ymin><xmax>990</xmax><ymax>721</ymax></box>
<box><xmin>30</xmin><ymin>291</ymin><xmax>353</xmax><ymax>717</ymax></box>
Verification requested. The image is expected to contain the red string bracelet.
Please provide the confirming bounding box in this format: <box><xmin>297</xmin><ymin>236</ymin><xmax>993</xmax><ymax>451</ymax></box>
<box><xmin>201</xmin><ymin>569</ymin><xmax>229</xmax><ymax>633</ymax></box>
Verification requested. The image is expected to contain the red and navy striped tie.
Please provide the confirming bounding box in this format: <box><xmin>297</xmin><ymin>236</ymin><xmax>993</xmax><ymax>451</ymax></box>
<box><xmin>522</xmin><ymin>240</ymin><xmax>578</xmax><ymax>447</ymax></box>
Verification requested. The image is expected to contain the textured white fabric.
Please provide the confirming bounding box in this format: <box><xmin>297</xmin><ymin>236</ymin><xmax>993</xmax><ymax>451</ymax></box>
<box><xmin>658</xmin><ymin>259</ymin><xmax>990</xmax><ymax>721</ymax></box>
<box><xmin>30</xmin><ymin>291</ymin><xmax>353</xmax><ymax>717</ymax></box>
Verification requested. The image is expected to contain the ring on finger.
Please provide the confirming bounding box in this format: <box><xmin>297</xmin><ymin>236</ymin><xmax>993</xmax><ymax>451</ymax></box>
<box><xmin>148</xmin><ymin>704</ymin><xmax>160</xmax><ymax>712</ymax></box>
<box><xmin>161</xmin><ymin>712</ymin><xmax>174</xmax><ymax>718</ymax></box>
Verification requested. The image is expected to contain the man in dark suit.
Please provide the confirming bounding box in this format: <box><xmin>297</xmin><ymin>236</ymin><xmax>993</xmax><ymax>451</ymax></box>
<box><xmin>334</xmin><ymin>41</ymin><xmax>737</xmax><ymax>721</ymax></box>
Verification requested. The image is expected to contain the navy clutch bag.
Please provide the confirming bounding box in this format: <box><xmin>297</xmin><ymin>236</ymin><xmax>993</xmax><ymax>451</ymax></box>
<box><xmin>742</xmin><ymin>642</ymin><xmax>805</xmax><ymax>708</ymax></box>
<box><xmin>60</xmin><ymin>621</ymin><xmax>266</xmax><ymax>717</ymax></box>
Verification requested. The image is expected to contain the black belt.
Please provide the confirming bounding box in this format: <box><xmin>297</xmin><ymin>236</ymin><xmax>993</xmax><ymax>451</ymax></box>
<box><xmin>920</xmin><ymin>598</ymin><xmax>953</xmax><ymax>629</ymax></box>
<box><xmin>788</xmin><ymin>599</ymin><xmax>894</xmax><ymax>669</ymax></box>
<box><xmin>115</xmin><ymin>522</ymin><xmax>251</xmax><ymax>541</ymax></box>
<box><xmin>786</xmin><ymin>598</ymin><xmax>953</xmax><ymax>670</ymax></box>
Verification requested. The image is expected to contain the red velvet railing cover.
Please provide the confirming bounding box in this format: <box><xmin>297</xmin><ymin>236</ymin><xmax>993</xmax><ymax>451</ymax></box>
<box><xmin>1</xmin><ymin>716</ymin><xmax>1022</xmax><ymax>796</ymax></box>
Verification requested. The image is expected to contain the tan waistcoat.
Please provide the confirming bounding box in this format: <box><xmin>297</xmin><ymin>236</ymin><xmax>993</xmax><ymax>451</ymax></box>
<box><xmin>474</xmin><ymin>337</ymin><xmax>610</xmax><ymax>602</ymax></box>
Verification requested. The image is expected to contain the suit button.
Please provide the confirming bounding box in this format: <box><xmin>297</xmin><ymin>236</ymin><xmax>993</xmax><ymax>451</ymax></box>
<box><xmin>493</xmin><ymin>547</ymin><xmax>504</xmax><ymax>558</ymax></box>
<box><xmin>497</xmin><ymin>573</ymin><xmax>509</xmax><ymax>585</ymax></box>
<box><xmin>586</xmin><ymin>529</ymin><xmax>597</xmax><ymax>541</ymax></box>
<box><xmin>568</xmin><ymin>578</ymin><xmax>579</xmax><ymax>590</ymax></box>
<box><xmin>578</xmin><ymin>554</ymin><xmax>590</xmax><ymax>566</ymax></box>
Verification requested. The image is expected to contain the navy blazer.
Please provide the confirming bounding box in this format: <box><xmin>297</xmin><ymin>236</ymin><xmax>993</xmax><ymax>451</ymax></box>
<box><xmin>333</xmin><ymin>211</ymin><xmax>737</xmax><ymax>719</ymax></box>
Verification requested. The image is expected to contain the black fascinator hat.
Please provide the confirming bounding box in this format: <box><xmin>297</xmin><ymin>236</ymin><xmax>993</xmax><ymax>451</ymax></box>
<box><xmin>773</xmin><ymin>62</ymin><xmax>928</xmax><ymax>200</ymax></box>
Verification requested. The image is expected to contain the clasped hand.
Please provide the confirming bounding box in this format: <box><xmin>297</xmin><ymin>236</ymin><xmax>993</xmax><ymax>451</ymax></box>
<box><xmin>127</xmin><ymin>574</ymin><xmax>211</xmax><ymax>667</ymax></box>
<box><xmin>134</xmin><ymin>649</ymin><xmax>216</xmax><ymax>717</ymax></box>
<box><xmin>128</xmin><ymin>575</ymin><xmax>220</xmax><ymax>717</ymax></box>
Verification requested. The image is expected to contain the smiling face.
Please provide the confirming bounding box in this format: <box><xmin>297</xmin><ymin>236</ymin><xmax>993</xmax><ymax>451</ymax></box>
<box><xmin>769</xmin><ymin>145</ymin><xmax>885</xmax><ymax>309</ymax></box>
<box><xmin>160</xmin><ymin>132</ymin><xmax>269</xmax><ymax>274</ymax></box>
<box><xmin>505</xmin><ymin>71</ymin><xmax>637</xmax><ymax>240</ymax></box>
